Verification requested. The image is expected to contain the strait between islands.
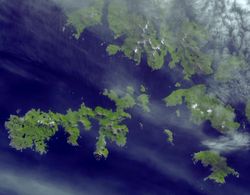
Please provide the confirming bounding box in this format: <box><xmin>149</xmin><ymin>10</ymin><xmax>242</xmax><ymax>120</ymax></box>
<box><xmin>5</xmin><ymin>0</ymin><xmax>250</xmax><ymax>184</ymax></box>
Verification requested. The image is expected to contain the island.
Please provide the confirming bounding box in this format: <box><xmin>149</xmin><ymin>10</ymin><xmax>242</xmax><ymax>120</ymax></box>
<box><xmin>164</xmin><ymin>85</ymin><xmax>240</xmax><ymax>133</ymax></box>
<box><xmin>66</xmin><ymin>0</ymin><xmax>104</xmax><ymax>39</ymax></box>
<box><xmin>164</xmin><ymin>129</ymin><xmax>174</xmax><ymax>144</ymax></box>
<box><xmin>193</xmin><ymin>151</ymin><xmax>239</xmax><ymax>184</ymax></box>
<box><xmin>5</xmin><ymin>86</ymin><xmax>150</xmax><ymax>158</ymax></box>
<box><xmin>164</xmin><ymin>84</ymin><xmax>241</xmax><ymax>182</ymax></box>
<box><xmin>4</xmin><ymin>0</ymin><xmax>249</xmax><ymax>185</ymax></box>
<box><xmin>66</xmin><ymin>0</ymin><xmax>213</xmax><ymax>79</ymax></box>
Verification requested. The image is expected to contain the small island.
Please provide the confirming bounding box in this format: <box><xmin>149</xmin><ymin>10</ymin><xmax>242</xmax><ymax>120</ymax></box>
<box><xmin>193</xmin><ymin>151</ymin><xmax>239</xmax><ymax>184</ymax></box>
<box><xmin>164</xmin><ymin>129</ymin><xmax>174</xmax><ymax>144</ymax></box>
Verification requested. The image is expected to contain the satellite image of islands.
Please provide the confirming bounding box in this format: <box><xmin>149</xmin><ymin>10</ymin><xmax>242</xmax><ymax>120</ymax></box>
<box><xmin>0</xmin><ymin>0</ymin><xmax>250</xmax><ymax>194</ymax></box>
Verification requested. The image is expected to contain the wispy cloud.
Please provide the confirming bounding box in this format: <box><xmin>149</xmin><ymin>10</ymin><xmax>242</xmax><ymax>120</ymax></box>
<box><xmin>0</xmin><ymin>160</ymin><xmax>123</xmax><ymax>195</ymax></box>
<box><xmin>0</xmin><ymin>171</ymin><xmax>76</xmax><ymax>195</ymax></box>
<box><xmin>202</xmin><ymin>131</ymin><xmax>250</xmax><ymax>153</ymax></box>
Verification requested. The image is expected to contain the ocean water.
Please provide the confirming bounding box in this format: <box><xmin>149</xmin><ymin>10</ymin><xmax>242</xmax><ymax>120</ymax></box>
<box><xmin>0</xmin><ymin>0</ymin><xmax>250</xmax><ymax>195</ymax></box>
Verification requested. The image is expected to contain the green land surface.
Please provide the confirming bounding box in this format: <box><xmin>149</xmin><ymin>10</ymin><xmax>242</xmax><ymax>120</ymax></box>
<box><xmin>164</xmin><ymin>129</ymin><xmax>174</xmax><ymax>144</ymax></box>
<box><xmin>5</xmin><ymin>0</ymin><xmax>250</xmax><ymax>185</ymax></box>
<box><xmin>164</xmin><ymin>84</ymin><xmax>242</xmax><ymax>183</ymax></box>
<box><xmin>164</xmin><ymin>85</ymin><xmax>240</xmax><ymax>133</ymax></box>
<box><xmin>66</xmin><ymin>0</ymin><xmax>213</xmax><ymax>79</ymax></box>
<box><xmin>5</xmin><ymin>86</ymin><xmax>150</xmax><ymax>159</ymax></box>
<box><xmin>193</xmin><ymin>151</ymin><xmax>239</xmax><ymax>184</ymax></box>
<box><xmin>66</xmin><ymin>0</ymin><xmax>104</xmax><ymax>39</ymax></box>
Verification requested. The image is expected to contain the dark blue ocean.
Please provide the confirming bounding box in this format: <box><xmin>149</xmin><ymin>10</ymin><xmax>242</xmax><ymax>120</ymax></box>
<box><xmin>0</xmin><ymin>0</ymin><xmax>249</xmax><ymax>194</ymax></box>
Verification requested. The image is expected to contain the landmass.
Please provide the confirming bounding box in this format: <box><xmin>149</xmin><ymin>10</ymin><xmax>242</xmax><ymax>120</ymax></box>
<box><xmin>66</xmin><ymin>0</ymin><xmax>213</xmax><ymax>78</ymax></box>
<box><xmin>164</xmin><ymin>85</ymin><xmax>241</xmax><ymax>183</ymax></box>
<box><xmin>5</xmin><ymin>86</ymin><xmax>150</xmax><ymax>158</ymax></box>
<box><xmin>66</xmin><ymin>0</ymin><xmax>104</xmax><ymax>39</ymax></box>
<box><xmin>137</xmin><ymin>85</ymin><xmax>150</xmax><ymax>112</ymax></box>
<box><xmin>4</xmin><ymin>0</ymin><xmax>249</xmax><ymax>185</ymax></box>
<box><xmin>106</xmin><ymin>44</ymin><xmax>121</xmax><ymax>55</ymax></box>
<box><xmin>164</xmin><ymin>129</ymin><xmax>174</xmax><ymax>144</ymax></box>
<box><xmin>164</xmin><ymin>85</ymin><xmax>240</xmax><ymax>133</ymax></box>
<box><xmin>193</xmin><ymin>151</ymin><xmax>239</xmax><ymax>184</ymax></box>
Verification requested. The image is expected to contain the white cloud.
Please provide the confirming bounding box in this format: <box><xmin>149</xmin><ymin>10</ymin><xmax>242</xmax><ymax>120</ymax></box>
<box><xmin>0</xmin><ymin>171</ymin><xmax>77</xmax><ymax>195</ymax></box>
<box><xmin>202</xmin><ymin>132</ymin><xmax>250</xmax><ymax>153</ymax></box>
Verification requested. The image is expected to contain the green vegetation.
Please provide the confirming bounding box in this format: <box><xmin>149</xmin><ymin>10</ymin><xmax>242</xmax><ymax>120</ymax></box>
<box><xmin>65</xmin><ymin>0</ymin><xmax>213</xmax><ymax>78</ymax></box>
<box><xmin>103</xmin><ymin>85</ymin><xmax>150</xmax><ymax>112</ymax></box>
<box><xmin>215</xmin><ymin>55</ymin><xmax>247</xmax><ymax>82</ymax></box>
<box><xmin>164</xmin><ymin>129</ymin><xmax>173</xmax><ymax>144</ymax></box>
<box><xmin>193</xmin><ymin>151</ymin><xmax>239</xmax><ymax>184</ymax></box>
<box><xmin>137</xmin><ymin>94</ymin><xmax>150</xmax><ymax>112</ymax></box>
<box><xmin>57</xmin><ymin>104</ymin><xmax>95</xmax><ymax>146</ymax></box>
<box><xmin>167</xmin><ymin>22</ymin><xmax>213</xmax><ymax>79</ymax></box>
<box><xmin>106</xmin><ymin>1</ymin><xmax>173</xmax><ymax>70</ymax></box>
<box><xmin>106</xmin><ymin>44</ymin><xmax>121</xmax><ymax>55</ymax></box>
<box><xmin>137</xmin><ymin>86</ymin><xmax>150</xmax><ymax>112</ymax></box>
<box><xmin>6</xmin><ymin>110</ymin><xmax>59</xmax><ymax>154</ymax></box>
<box><xmin>107</xmin><ymin>0</ymin><xmax>131</xmax><ymax>39</ymax></box>
<box><xmin>103</xmin><ymin>87</ymin><xmax>136</xmax><ymax>110</ymax></box>
<box><xmin>66</xmin><ymin>0</ymin><xmax>104</xmax><ymax>39</ymax></box>
<box><xmin>94</xmin><ymin>107</ymin><xmax>130</xmax><ymax>158</ymax></box>
<box><xmin>9</xmin><ymin>0</ymin><xmax>245</xmax><ymax>184</ymax></box>
<box><xmin>5</xmin><ymin>86</ymin><xmax>150</xmax><ymax>158</ymax></box>
<box><xmin>140</xmin><ymin>85</ymin><xmax>146</xmax><ymax>93</ymax></box>
<box><xmin>164</xmin><ymin>85</ymin><xmax>240</xmax><ymax>133</ymax></box>
<box><xmin>5</xmin><ymin>104</ymin><xmax>95</xmax><ymax>154</ymax></box>
<box><xmin>107</xmin><ymin>2</ymin><xmax>213</xmax><ymax>76</ymax></box>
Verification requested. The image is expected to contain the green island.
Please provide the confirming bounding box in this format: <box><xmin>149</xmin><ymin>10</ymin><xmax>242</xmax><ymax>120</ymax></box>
<box><xmin>164</xmin><ymin>85</ymin><xmax>240</xmax><ymax>133</ymax></box>
<box><xmin>193</xmin><ymin>151</ymin><xmax>239</xmax><ymax>184</ymax></box>
<box><xmin>164</xmin><ymin>84</ymin><xmax>241</xmax><ymax>183</ymax></box>
<box><xmin>164</xmin><ymin>129</ymin><xmax>174</xmax><ymax>144</ymax></box>
<box><xmin>5</xmin><ymin>0</ymin><xmax>249</xmax><ymax>185</ymax></box>
<box><xmin>66</xmin><ymin>0</ymin><xmax>104</xmax><ymax>39</ymax></box>
<box><xmin>66</xmin><ymin>0</ymin><xmax>213</xmax><ymax>78</ymax></box>
<box><xmin>106</xmin><ymin>44</ymin><xmax>121</xmax><ymax>55</ymax></box>
<box><xmin>137</xmin><ymin>85</ymin><xmax>150</xmax><ymax>112</ymax></box>
<box><xmin>5</xmin><ymin>86</ymin><xmax>150</xmax><ymax>158</ymax></box>
<box><xmin>107</xmin><ymin>1</ymin><xmax>213</xmax><ymax>78</ymax></box>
